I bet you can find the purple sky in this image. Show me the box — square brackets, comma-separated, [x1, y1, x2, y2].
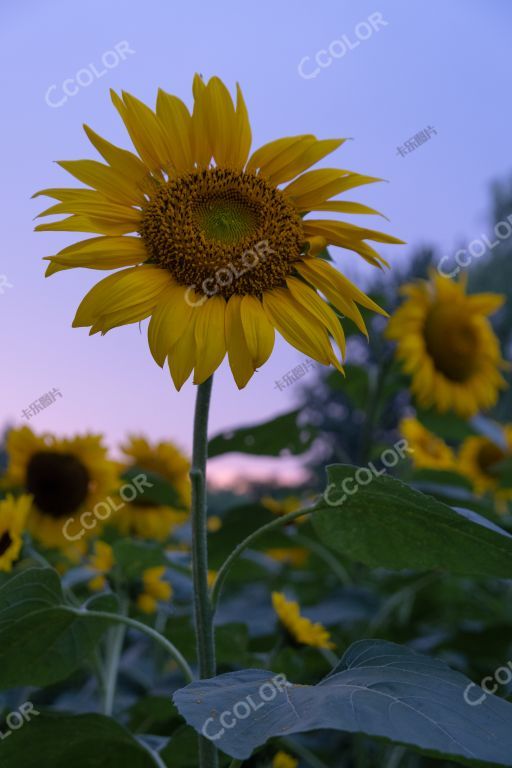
[1, 0, 510, 485]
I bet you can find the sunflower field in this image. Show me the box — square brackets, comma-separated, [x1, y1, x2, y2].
[3, 2, 512, 767]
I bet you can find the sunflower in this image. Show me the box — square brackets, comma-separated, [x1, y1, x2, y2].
[399, 417, 456, 471]
[458, 427, 512, 504]
[88, 540, 115, 591]
[35, 75, 402, 389]
[0, 494, 31, 572]
[272, 591, 334, 650]
[113, 435, 190, 541]
[137, 566, 172, 614]
[4, 427, 119, 549]
[273, 752, 298, 768]
[387, 272, 507, 417]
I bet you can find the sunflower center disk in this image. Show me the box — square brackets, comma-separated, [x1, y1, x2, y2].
[26, 451, 91, 518]
[477, 442, 506, 478]
[139, 168, 304, 298]
[424, 303, 478, 382]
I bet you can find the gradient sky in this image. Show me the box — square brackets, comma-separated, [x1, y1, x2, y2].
[1, 0, 510, 485]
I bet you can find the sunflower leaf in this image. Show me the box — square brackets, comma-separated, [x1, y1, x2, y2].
[208, 408, 317, 457]
[0, 567, 112, 688]
[0, 712, 156, 767]
[173, 639, 512, 764]
[313, 464, 512, 578]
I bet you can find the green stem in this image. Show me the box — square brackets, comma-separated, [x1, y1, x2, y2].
[210, 506, 315, 612]
[66, 607, 193, 682]
[190, 377, 218, 768]
[103, 599, 128, 716]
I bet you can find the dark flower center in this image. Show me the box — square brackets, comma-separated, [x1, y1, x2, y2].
[0, 530, 13, 556]
[424, 303, 478, 382]
[139, 168, 304, 298]
[26, 451, 91, 518]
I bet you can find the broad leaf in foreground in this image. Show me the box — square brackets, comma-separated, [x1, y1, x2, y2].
[0, 712, 156, 768]
[174, 640, 512, 764]
[313, 465, 512, 578]
[0, 568, 113, 688]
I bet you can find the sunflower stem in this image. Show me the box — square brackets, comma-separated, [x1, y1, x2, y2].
[102, 598, 128, 716]
[190, 376, 218, 768]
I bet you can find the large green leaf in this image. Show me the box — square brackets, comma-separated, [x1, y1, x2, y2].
[0, 712, 156, 767]
[208, 409, 316, 457]
[313, 465, 512, 578]
[0, 568, 113, 688]
[174, 639, 512, 764]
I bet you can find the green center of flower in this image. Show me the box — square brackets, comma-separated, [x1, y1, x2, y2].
[0, 530, 13, 556]
[139, 168, 304, 298]
[26, 451, 91, 518]
[192, 196, 260, 245]
[424, 303, 478, 382]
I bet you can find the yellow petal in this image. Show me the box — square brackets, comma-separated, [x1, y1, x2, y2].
[234, 83, 252, 169]
[267, 138, 345, 186]
[246, 135, 314, 176]
[73, 266, 170, 327]
[83, 124, 150, 189]
[225, 295, 254, 388]
[110, 90, 167, 174]
[35, 215, 114, 234]
[191, 74, 211, 168]
[205, 77, 237, 167]
[168, 313, 197, 390]
[286, 277, 345, 360]
[310, 200, 388, 218]
[284, 170, 383, 210]
[194, 296, 227, 383]
[156, 89, 194, 172]
[240, 295, 275, 368]
[90, 300, 155, 334]
[45, 236, 146, 270]
[57, 159, 144, 206]
[148, 283, 196, 366]
[262, 288, 337, 367]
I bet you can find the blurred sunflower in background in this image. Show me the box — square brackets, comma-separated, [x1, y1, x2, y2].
[0, 494, 31, 572]
[137, 566, 172, 614]
[400, 417, 456, 471]
[387, 272, 508, 417]
[458, 427, 512, 507]
[35, 75, 402, 389]
[4, 427, 119, 550]
[113, 436, 190, 541]
[272, 591, 334, 650]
